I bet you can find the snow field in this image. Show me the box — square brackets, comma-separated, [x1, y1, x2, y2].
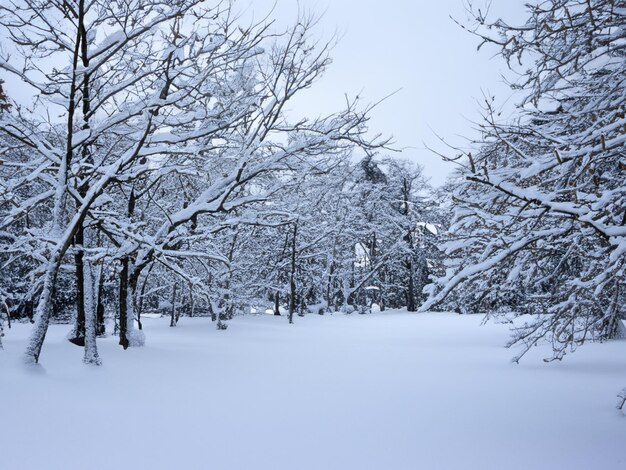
[1, 311, 625, 470]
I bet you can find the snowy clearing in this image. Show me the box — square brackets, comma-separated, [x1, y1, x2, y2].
[1, 312, 626, 470]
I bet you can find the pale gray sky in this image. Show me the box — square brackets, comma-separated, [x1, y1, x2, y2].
[1, 0, 528, 186]
[249, 0, 527, 185]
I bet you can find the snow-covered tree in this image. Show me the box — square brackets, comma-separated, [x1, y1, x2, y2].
[0, 77, 11, 350]
[423, 0, 626, 361]
[380, 158, 444, 311]
[0, 1, 385, 363]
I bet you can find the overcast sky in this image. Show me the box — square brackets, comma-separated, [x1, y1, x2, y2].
[248, 0, 527, 185]
[1, 0, 528, 186]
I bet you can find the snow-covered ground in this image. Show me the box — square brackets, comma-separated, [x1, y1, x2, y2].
[1, 311, 625, 470]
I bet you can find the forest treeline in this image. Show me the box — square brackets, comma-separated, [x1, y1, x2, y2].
[0, 1, 446, 363]
[1, 0, 625, 365]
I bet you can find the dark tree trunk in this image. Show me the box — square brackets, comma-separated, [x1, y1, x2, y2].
[170, 283, 178, 327]
[175, 283, 183, 324]
[406, 261, 417, 312]
[298, 293, 306, 317]
[189, 282, 194, 318]
[209, 300, 216, 322]
[135, 264, 152, 330]
[95, 264, 106, 336]
[119, 187, 139, 345]
[325, 259, 335, 312]
[347, 289, 356, 306]
[129, 267, 141, 331]
[379, 267, 386, 312]
[69, 1, 94, 348]
[288, 222, 298, 324]
[69, 224, 86, 346]
[274, 291, 281, 316]
[24, 299, 33, 322]
[118, 257, 130, 349]
[401, 178, 418, 312]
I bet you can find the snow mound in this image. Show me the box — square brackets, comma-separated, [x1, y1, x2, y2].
[127, 328, 146, 347]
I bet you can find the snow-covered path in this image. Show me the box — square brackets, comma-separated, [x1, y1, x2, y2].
[1, 312, 625, 470]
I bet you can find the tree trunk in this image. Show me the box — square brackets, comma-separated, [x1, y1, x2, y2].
[82, 259, 101, 365]
[298, 293, 306, 317]
[123, 262, 143, 347]
[274, 291, 281, 316]
[406, 260, 416, 312]
[176, 283, 183, 324]
[135, 264, 153, 330]
[0, 304, 5, 350]
[118, 257, 130, 349]
[379, 267, 386, 312]
[189, 282, 195, 318]
[402, 179, 417, 312]
[24, 300, 33, 322]
[69, 224, 86, 346]
[95, 263, 106, 336]
[170, 283, 178, 327]
[0, 300, 7, 350]
[24, 0, 85, 364]
[70, 1, 93, 348]
[325, 259, 335, 313]
[24, 258, 60, 363]
[288, 222, 298, 324]
[118, 188, 143, 346]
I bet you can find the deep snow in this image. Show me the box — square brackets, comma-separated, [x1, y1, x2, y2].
[1, 311, 625, 470]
